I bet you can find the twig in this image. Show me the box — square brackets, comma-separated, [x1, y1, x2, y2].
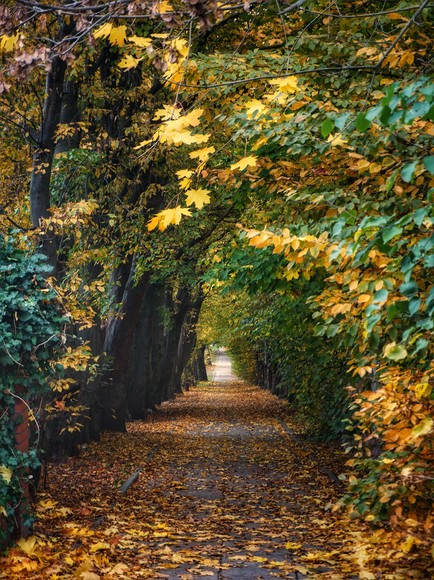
[279, 0, 309, 16]
[119, 444, 160, 494]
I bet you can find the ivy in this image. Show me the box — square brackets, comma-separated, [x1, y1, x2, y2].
[0, 236, 65, 542]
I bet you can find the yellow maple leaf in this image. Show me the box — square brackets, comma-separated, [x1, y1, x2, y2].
[245, 99, 268, 119]
[285, 541, 303, 550]
[166, 206, 192, 227]
[109, 25, 127, 46]
[153, 105, 181, 122]
[185, 188, 211, 209]
[155, 1, 173, 13]
[147, 215, 161, 231]
[230, 156, 258, 171]
[189, 146, 215, 162]
[177, 108, 204, 128]
[165, 130, 209, 146]
[172, 38, 189, 58]
[176, 169, 194, 179]
[0, 465, 12, 484]
[93, 23, 112, 40]
[0, 34, 19, 52]
[17, 536, 38, 555]
[118, 55, 141, 69]
[327, 133, 348, 147]
[38, 498, 57, 510]
[89, 541, 110, 553]
[57, 506, 73, 516]
[128, 35, 152, 48]
[155, 109, 208, 146]
[268, 76, 299, 93]
[148, 207, 192, 231]
[176, 169, 194, 190]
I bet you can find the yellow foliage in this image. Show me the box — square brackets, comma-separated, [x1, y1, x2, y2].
[128, 35, 152, 48]
[244, 99, 269, 119]
[0, 34, 19, 52]
[185, 188, 211, 209]
[139, 108, 209, 148]
[17, 536, 38, 556]
[268, 76, 299, 93]
[230, 156, 257, 171]
[327, 133, 348, 147]
[189, 146, 215, 162]
[154, 1, 173, 14]
[147, 206, 192, 231]
[0, 465, 13, 485]
[93, 23, 112, 39]
[118, 55, 142, 69]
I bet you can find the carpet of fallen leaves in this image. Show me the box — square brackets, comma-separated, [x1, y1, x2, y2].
[1, 380, 432, 579]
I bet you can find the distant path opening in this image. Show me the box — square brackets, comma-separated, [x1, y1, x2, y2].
[209, 348, 238, 383]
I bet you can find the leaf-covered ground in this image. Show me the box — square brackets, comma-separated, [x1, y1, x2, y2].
[1, 360, 432, 578]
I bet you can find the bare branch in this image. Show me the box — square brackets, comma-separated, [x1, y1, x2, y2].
[279, 0, 309, 16]
[302, 4, 434, 19]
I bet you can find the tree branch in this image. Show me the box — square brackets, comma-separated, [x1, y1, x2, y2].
[279, 0, 309, 16]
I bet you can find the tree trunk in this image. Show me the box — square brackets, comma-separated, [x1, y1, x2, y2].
[194, 344, 208, 382]
[127, 283, 166, 419]
[55, 81, 80, 154]
[158, 286, 192, 400]
[29, 56, 67, 268]
[160, 287, 205, 397]
[99, 256, 150, 431]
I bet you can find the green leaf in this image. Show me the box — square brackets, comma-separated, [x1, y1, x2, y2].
[383, 342, 408, 361]
[400, 280, 418, 298]
[413, 208, 427, 227]
[401, 161, 418, 183]
[414, 338, 428, 354]
[373, 289, 388, 303]
[355, 112, 370, 132]
[423, 155, 434, 174]
[382, 226, 402, 244]
[321, 118, 334, 139]
[408, 297, 421, 316]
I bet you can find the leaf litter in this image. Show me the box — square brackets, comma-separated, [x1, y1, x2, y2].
[1, 382, 432, 579]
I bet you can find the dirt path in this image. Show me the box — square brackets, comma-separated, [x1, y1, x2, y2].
[1, 361, 428, 578]
[208, 349, 238, 383]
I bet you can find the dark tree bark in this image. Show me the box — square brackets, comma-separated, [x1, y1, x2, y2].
[29, 55, 67, 267]
[54, 81, 80, 154]
[194, 344, 208, 382]
[99, 256, 150, 431]
[157, 286, 192, 401]
[127, 282, 167, 418]
[159, 287, 205, 398]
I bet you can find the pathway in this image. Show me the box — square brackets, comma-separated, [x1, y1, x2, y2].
[2, 355, 415, 579]
[208, 348, 238, 383]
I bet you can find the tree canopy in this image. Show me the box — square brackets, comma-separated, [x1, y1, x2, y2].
[0, 0, 432, 556]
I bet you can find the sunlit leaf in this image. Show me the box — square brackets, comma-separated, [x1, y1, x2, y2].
[230, 156, 257, 171]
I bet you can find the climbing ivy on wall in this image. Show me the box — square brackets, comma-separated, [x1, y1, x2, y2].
[0, 236, 65, 542]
